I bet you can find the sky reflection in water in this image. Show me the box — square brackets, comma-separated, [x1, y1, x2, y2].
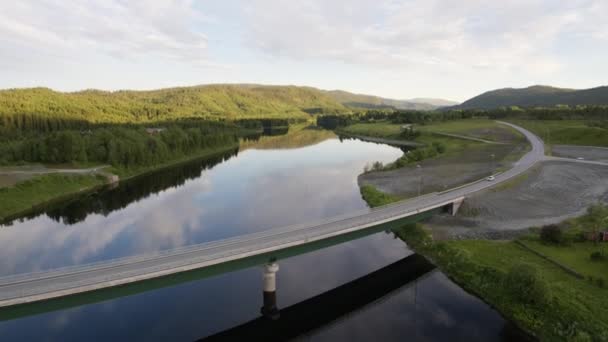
[0, 132, 516, 341]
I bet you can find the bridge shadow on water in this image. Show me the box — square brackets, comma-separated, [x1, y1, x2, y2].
[199, 253, 435, 341]
[198, 253, 532, 342]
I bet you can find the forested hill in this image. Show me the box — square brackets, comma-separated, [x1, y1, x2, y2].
[451, 85, 608, 110]
[324, 90, 445, 110]
[0, 85, 347, 125]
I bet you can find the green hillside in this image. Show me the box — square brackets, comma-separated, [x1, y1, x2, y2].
[452, 85, 608, 110]
[325, 90, 439, 110]
[0, 85, 348, 124]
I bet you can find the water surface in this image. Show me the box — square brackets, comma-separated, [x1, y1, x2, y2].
[0, 129, 521, 341]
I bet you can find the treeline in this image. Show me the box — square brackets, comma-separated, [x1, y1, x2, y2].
[483, 105, 608, 120]
[317, 106, 608, 130]
[234, 118, 304, 130]
[0, 121, 238, 169]
[316, 110, 477, 129]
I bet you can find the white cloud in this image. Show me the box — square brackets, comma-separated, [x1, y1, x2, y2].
[0, 0, 209, 63]
[243, 0, 607, 75]
[0, 0, 607, 98]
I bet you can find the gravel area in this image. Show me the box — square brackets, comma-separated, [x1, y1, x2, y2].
[552, 144, 608, 163]
[359, 143, 526, 198]
[424, 161, 608, 239]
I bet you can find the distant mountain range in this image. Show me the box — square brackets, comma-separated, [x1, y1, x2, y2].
[324, 90, 457, 110]
[450, 85, 608, 110]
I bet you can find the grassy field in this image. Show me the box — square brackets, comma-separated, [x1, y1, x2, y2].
[342, 120, 526, 175]
[416, 119, 525, 142]
[340, 119, 524, 151]
[507, 119, 608, 147]
[396, 224, 608, 341]
[522, 240, 607, 280]
[341, 121, 485, 153]
[339, 122, 403, 139]
[0, 174, 105, 221]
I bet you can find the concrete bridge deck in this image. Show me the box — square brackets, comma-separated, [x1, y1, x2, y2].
[0, 121, 544, 309]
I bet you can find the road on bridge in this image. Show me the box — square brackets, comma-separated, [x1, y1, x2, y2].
[0, 121, 545, 309]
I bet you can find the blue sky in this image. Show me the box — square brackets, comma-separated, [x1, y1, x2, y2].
[1, 0, 607, 102]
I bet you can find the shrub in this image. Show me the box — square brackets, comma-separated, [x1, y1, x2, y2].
[590, 251, 604, 261]
[395, 158, 408, 168]
[372, 161, 383, 171]
[540, 224, 563, 244]
[432, 141, 446, 154]
[504, 263, 549, 305]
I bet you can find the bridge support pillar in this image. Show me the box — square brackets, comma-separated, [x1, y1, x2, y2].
[261, 262, 280, 320]
[451, 198, 465, 216]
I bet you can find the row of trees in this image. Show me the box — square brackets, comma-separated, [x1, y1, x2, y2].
[0, 123, 238, 169]
[483, 105, 608, 120]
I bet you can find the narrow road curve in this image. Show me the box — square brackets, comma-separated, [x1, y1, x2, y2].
[0, 165, 110, 175]
[430, 131, 507, 145]
[0, 121, 544, 309]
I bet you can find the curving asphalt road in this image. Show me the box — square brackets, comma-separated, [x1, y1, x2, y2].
[543, 156, 608, 167]
[0, 121, 545, 308]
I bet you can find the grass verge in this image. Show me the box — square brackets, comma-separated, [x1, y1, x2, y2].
[507, 119, 608, 147]
[359, 185, 401, 208]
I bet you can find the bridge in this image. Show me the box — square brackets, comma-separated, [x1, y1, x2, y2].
[0, 121, 544, 311]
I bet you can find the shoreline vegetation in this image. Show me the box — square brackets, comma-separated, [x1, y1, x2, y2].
[393, 213, 608, 341]
[0, 144, 239, 223]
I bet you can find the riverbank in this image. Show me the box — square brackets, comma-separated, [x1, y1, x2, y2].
[0, 144, 239, 223]
[0, 174, 106, 222]
[335, 130, 423, 148]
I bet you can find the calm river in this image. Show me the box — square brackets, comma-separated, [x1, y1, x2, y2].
[0, 128, 523, 341]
